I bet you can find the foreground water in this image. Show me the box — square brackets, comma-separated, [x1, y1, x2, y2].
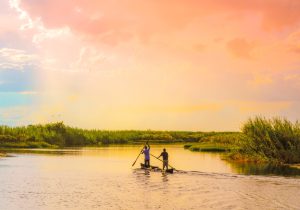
[0, 145, 300, 210]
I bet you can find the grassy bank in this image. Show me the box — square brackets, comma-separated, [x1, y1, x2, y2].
[184, 117, 300, 164]
[0, 122, 234, 148]
[184, 143, 232, 152]
[2, 117, 299, 164]
[184, 132, 243, 152]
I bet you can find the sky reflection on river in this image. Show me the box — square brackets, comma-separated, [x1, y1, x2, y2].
[0, 145, 300, 209]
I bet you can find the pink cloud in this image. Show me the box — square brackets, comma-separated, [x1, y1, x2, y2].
[19, 0, 300, 45]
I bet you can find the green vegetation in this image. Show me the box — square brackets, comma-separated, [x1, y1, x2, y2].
[0, 122, 215, 148]
[229, 117, 300, 164]
[184, 117, 300, 164]
[1, 117, 299, 164]
[184, 133, 243, 152]
[188, 143, 231, 152]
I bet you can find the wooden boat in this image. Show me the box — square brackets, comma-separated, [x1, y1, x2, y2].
[140, 163, 174, 174]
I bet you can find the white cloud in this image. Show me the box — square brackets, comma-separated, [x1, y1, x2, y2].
[32, 26, 70, 44]
[9, 0, 70, 45]
[9, 0, 34, 29]
[0, 48, 37, 70]
[8, 0, 116, 73]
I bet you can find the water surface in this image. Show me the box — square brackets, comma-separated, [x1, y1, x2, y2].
[0, 145, 299, 209]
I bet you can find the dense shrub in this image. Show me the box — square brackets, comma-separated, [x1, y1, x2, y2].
[240, 117, 300, 163]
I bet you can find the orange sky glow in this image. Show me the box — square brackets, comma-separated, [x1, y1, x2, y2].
[0, 0, 300, 130]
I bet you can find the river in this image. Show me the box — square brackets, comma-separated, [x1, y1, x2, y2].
[0, 145, 300, 209]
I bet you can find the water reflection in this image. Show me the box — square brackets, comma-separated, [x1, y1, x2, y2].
[230, 162, 300, 177]
[2, 146, 300, 177]
[1, 146, 300, 210]
[161, 173, 169, 182]
[0, 148, 81, 156]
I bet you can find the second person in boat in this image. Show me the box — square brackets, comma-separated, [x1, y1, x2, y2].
[158, 148, 168, 170]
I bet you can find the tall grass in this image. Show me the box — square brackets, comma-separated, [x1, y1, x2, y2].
[239, 117, 300, 163]
[0, 122, 221, 148]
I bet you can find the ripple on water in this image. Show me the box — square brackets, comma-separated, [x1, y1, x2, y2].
[1, 148, 300, 210]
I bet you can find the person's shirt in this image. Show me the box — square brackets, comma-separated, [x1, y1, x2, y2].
[143, 148, 150, 160]
[160, 151, 168, 160]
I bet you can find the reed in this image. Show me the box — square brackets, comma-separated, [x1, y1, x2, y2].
[237, 117, 300, 163]
[0, 122, 237, 148]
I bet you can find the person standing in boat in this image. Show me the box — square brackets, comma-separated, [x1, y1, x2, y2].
[141, 143, 150, 168]
[158, 148, 168, 170]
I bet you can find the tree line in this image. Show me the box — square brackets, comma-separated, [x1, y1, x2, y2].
[0, 122, 235, 148]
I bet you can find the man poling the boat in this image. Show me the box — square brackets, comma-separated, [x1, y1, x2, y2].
[132, 143, 175, 174]
[158, 148, 169, 170]
[141, 142, 150, 168]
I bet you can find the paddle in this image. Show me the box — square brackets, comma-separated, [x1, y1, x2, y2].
[150, 154, 176, 170]
[131, 141, 148, 167]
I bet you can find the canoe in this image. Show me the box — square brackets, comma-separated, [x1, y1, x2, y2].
[140, 163, 174, 174]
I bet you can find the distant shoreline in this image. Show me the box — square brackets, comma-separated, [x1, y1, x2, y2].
[1, 117, 300, 165]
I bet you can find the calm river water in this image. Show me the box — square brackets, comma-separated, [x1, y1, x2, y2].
[0, 145, 300, 210]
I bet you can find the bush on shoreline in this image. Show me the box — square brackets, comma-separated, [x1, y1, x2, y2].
[236, 117, 300, 164]
[184, 117, 300, 164]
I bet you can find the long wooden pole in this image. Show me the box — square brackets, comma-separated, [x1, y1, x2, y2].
[150, 154, 176, 170]
[131, 141, 148, 167]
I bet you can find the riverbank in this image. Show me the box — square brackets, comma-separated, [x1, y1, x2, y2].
[0, 141, 189, 150]
[183, 132, 243, 158]
[184, 117, 300, 165]
[0, 122, 239, 148]
[1, 117, 299, 164]
[184, 143, 233, 152]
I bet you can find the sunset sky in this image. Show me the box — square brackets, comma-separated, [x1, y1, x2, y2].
[0, 0, 300, 131]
